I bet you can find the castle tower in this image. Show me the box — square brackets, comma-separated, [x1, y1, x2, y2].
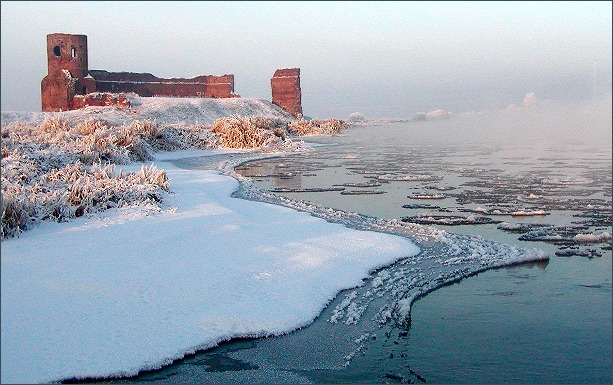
[46, 33, 88, 78]
[271, 68, 302, 118]
[42, 33, 93, 111]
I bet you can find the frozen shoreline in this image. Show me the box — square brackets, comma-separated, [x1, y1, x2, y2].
[1, 145, 551, 384]
[0, 149, 421, 384]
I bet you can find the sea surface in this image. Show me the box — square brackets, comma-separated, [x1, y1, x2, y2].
[106, 116, 611, 384]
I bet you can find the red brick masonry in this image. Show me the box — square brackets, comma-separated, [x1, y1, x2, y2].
[89, 71, 237, 99]
[271, 68, 302, 118]
[41, 33, 302, 116]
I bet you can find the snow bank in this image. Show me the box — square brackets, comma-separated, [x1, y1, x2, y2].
[134, 97, 296, 125]
[1, 96, 297, 127]
[0, 152, 419, 384]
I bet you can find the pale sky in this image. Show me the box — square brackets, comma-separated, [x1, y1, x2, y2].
[1, 1, 611, 118]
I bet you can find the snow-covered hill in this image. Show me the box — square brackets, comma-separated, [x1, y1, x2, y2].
[1, 95, 297, 126]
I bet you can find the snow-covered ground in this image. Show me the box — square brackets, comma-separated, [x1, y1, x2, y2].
[1, 98, 551, 383]
[1, 96, 296, 126]
[0, 149, 420, 384]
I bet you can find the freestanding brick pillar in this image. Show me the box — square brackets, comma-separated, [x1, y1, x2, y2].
[271, 68, 302, 117]
[41, 33, 94, 111]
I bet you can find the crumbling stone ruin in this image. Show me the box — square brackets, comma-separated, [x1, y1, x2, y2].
[41, 33, 303, 117]
[271, 68, 302, 118]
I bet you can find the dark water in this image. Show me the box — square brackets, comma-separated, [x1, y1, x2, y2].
[103, 118, 611, 384]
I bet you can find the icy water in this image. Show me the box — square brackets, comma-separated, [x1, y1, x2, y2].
[102, 118, 611, 384]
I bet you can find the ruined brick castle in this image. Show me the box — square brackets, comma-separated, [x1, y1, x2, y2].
[41, 33, 302, 117]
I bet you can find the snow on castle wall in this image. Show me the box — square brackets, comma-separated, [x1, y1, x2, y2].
[72, 92, 130, 109]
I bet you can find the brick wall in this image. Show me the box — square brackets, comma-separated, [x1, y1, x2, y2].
[89, 71, 236, 98]
[271, 68, 302, 117]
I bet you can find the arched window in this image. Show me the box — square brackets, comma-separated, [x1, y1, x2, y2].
[53, 46, 61, 56]
[71, 47, 76, 57]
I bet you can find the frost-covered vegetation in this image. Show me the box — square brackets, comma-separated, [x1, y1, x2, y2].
[212, 116, 286, 149]
[1, 113, 349, 238]
[287, 118, 349, 136]
[1, 117, 171, 238]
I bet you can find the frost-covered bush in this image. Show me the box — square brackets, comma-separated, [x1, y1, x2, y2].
[1, 117, 169, 239]
[248, 116, 287, 139]
[1, 159, 169, 239]
[212, 116, 287, 149]
[249, 116, 287, 129]
[1, 116, 159, 165]
[287, 118, 349, 136]
[148, 123, 219, 151]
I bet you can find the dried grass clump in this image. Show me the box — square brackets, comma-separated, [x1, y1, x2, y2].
[126, 119, 159, 138]
[249, 116, 287, 131]
[0, 117, 172, 239]
[248, 116, 287, 140]
[1, 116, 159, 165]
[212, 116, 284, 149]
[287, 118, 349, 136]
[286, 120, 313, 136]
[313, 119, 349, 134]
[149, 123, 219, 151]
[39, 114, 69, 133]
[72, 118, 107, 135]
[1, 160, 169, 239]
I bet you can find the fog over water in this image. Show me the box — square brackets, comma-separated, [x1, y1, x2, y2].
[406, 94, 612, 147]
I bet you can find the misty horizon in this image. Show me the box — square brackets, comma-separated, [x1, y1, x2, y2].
[1, 1, 611, 119]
